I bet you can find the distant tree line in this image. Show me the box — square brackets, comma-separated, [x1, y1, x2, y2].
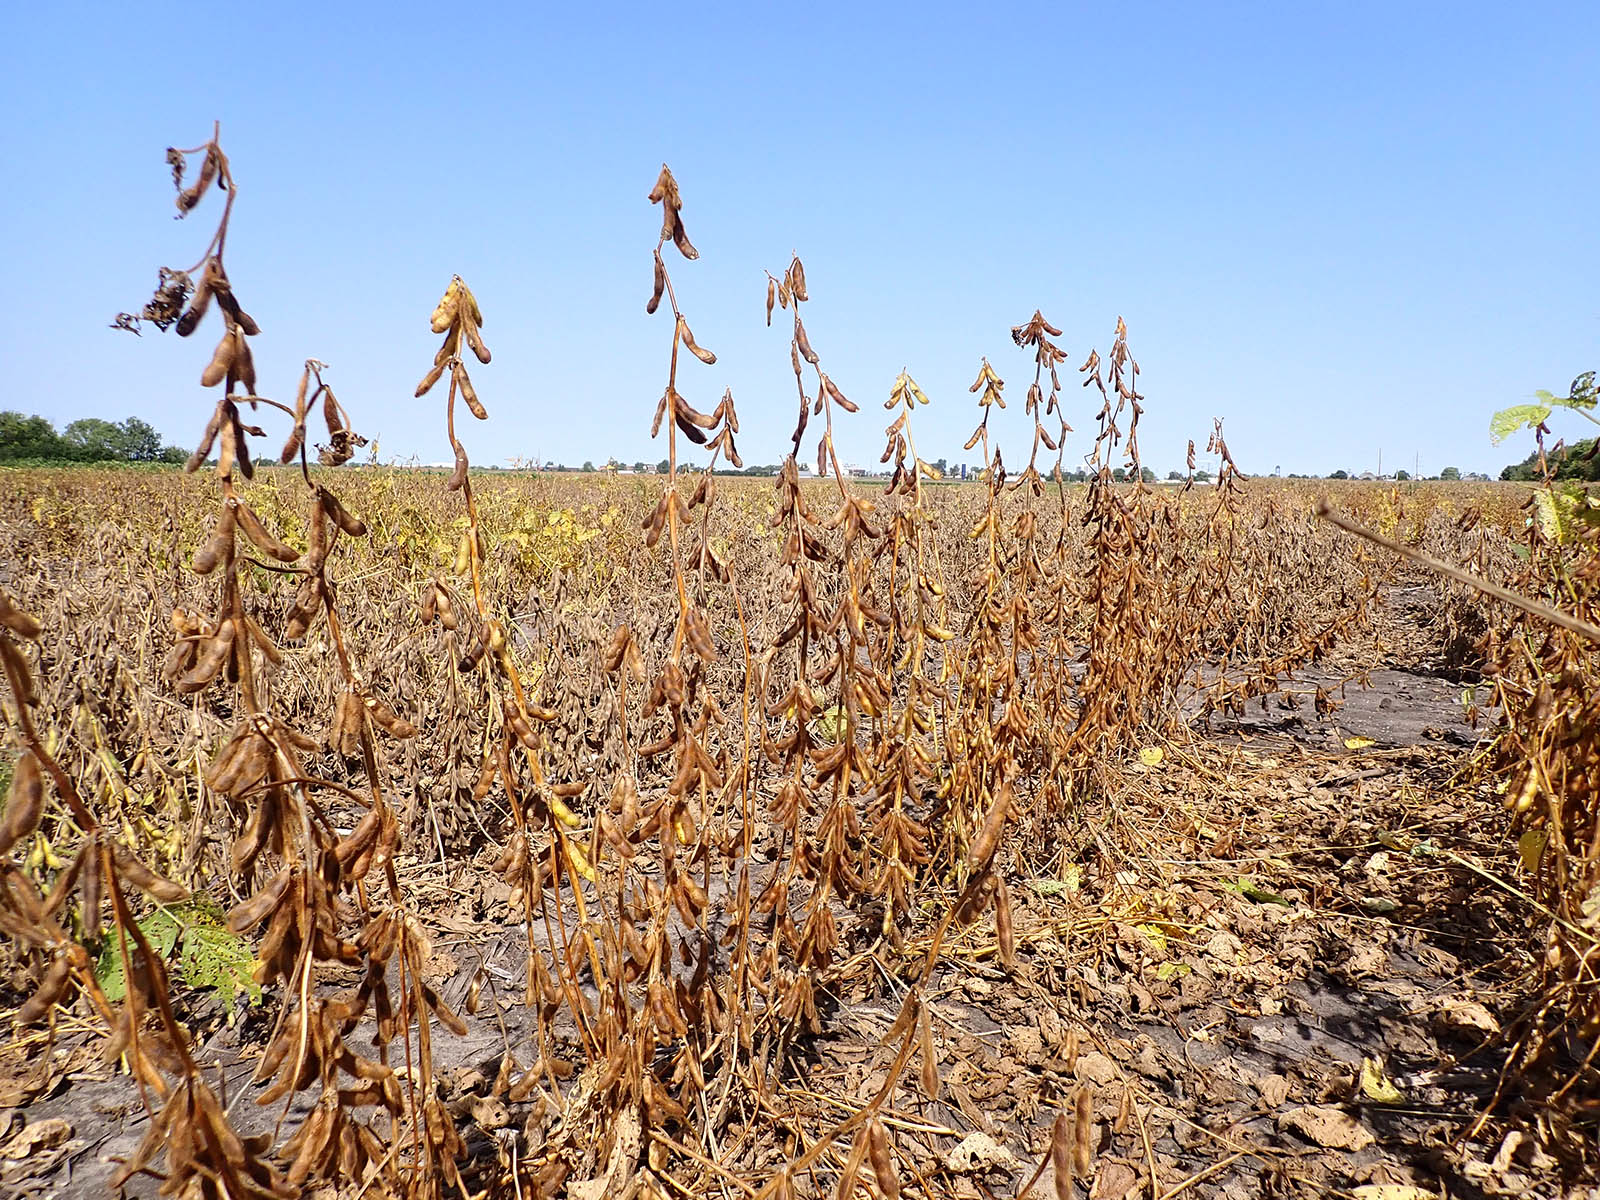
[0, 411, 187, 464]
[1500, 437, 1600, 482]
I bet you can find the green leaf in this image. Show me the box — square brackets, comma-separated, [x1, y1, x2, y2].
[1228, 877, 1294, 906]
[94, 901, 261, 1013]
[811, 704, 846, 744]
[1490, 404, 1551, 445]
[94, 940, 128, 1003]
[1549, 371, 1597, 411]
[1571, 371, 1597, 409]
[175, 905, 261, 1011]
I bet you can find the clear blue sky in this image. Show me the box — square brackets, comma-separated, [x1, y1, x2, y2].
[3, 2, 1596, 478]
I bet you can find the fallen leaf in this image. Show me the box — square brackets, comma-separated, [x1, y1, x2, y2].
[1091, 1160, 1141, 1199]
[1076, 1051, 1117, 1085]
[568, 1104, 641, 1200]
[1490, 1129, 1523, 1174]
[1435, 999, 1500, 1038]
[1344, 735, 1376, 750]
[1026, 877, 1074, 897]
[1344, 940, 1388, 977]
[1, 1118, 72, 1159]
[469, 1095, 509, 1129]
[944, 1131, 1017, 1174]
[1138, 746, 1164, 767]
[1351, 1188, 1436, 1200]
[1135, 923, 1169, 953]
[1203, 931, 1242, 962]
[1254, 1073, 1291, 1107]
[1517, 830, 1546, 872]
[1278, 1105, 1375, 1151]
[1360, 1058, 1403, 1104]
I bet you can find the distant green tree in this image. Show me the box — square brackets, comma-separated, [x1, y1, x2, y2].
[582, 460, 595, 472]
[63, 418, 128, 460]
[1501, 438, 1600, 482]
[1394, 469, 1410, 480]
[1440, 466, 1461, 481]
[1140, 467, 1156, 483]
[118, 418, 166, 461]
[21, 419, 181, 464]
[1194, 469, 1213, 482]
[1111, 467, 1127, 482]
[1166, 470, 1183, 480]
[656, 459, 669, 474]
[1330, 469, 1350, 480]
[0, 412, 66, 460]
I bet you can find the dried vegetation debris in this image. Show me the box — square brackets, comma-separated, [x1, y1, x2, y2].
[0, 129, 1595, 1199]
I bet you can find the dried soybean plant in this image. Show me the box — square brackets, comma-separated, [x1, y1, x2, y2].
[762, 252, 896, 1031]
[1004, 312, 1076, 816]
[413, 275, 607, 1183]
[1010, 311, 1072, 495]
[1062, 321, 1275, 781]
[926, 339, 1042, 963]
[109, 125, 463, 1197]
[1201, 421, 1381, 724]
[583, 160, 763, 1187]
[1484, 547, 1600, 1116]
[1067, 316, 1164, 773]
[0, 593, 279, 1200]
[591, 160, 750, 1166]
[427, 163, 760, 1199]
[863, 372, 952, 942]
[1378, 376, 1600, 1117]
[735, 266, 998, 1200]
